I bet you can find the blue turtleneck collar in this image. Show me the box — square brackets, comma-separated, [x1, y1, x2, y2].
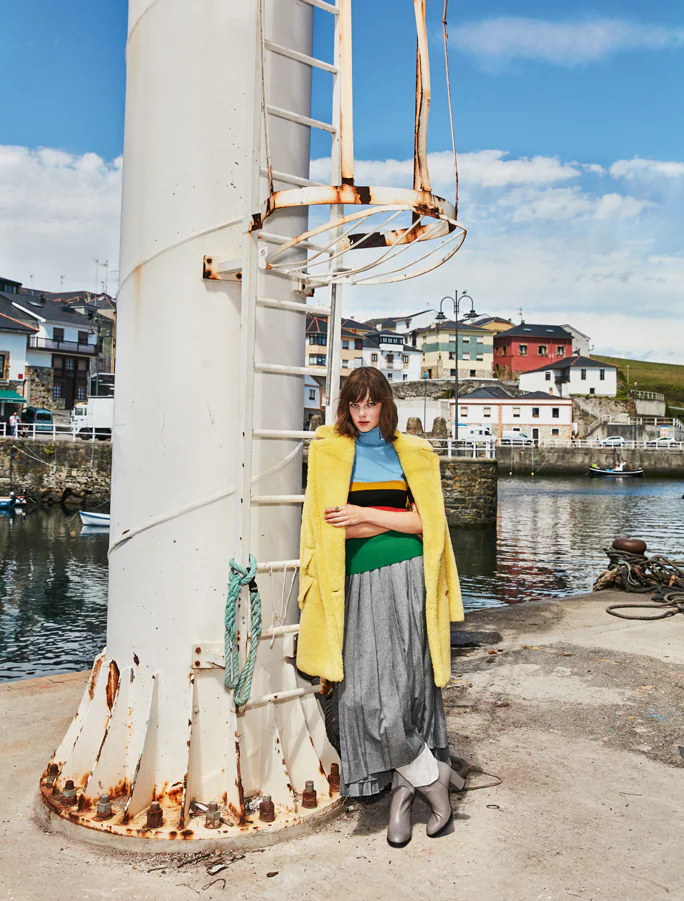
[355, 425, 386, 447]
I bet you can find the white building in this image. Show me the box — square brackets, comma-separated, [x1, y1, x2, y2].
[303, 374, 322, 428]
[561, 324, 591, 357]
[362, 330, 422, 383]
[519, 355, 617, 398]
[450, 387, 574, 442]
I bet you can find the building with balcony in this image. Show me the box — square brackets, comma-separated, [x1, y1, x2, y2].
[361, 330, 422, 382]
[493, 323, 574, 379]
[518, 356, 617, 398]
[306, 314, 374, 375]
[11, 297, 97, 410]
[410, 320, 494, 379]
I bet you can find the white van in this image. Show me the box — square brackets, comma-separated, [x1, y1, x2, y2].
[500, 429, 534, 446]
[461, 425, 493, 445]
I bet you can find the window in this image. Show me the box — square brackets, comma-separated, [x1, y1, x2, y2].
[53, 384, 63, 399]
[65, 358, 75, 372]
[308, 354, 326, 366]
[342, 340, 349, 349]
[77, 386, 87, 401]
[461, 407, 468, 418]
[387, 373, 393, 380]
[600, 369, 605, 381]
[448, 352, 455, 360]
[450, 369, 456, 376]
[309, 334, 327, 346]
[78, 331, 89, 345]
[552, 408, 559, 418]
[386, 354, 394, 366]
[539, 345, 548, 356]
[476, 353, 484, 361]
[342, 360, 349, 369]
[355, 339, 363, 350]
[469, 370, 476, 377]
[53, 327, 64, 342]
[403, 355, 409, 364]
[581, 369, 587, 380]
[532, 407, 540, 418]
[513, 407, 521, 418]
[476, 336, 484, 344]
[551, 428, 560, 436]
[371, 353, 378, 362]
[519, 344, 527, 356]
[557, 346, 565, 356]
[308, 389, 316, 400]
[501, 346, 507, 355]
[0, 354, 5, 379]
[462, 336, 470, 343]
[403, 374, 408, 381]
[462, 352, 470, 360]
[589, 387, 595, 395]
[545, 372, 551, 381]
[483, 407, 491, 418]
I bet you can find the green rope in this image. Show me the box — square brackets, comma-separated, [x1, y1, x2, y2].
[224, 555, 262, 707]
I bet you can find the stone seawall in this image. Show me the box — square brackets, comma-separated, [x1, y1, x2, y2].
[0, 438, 112, 505]
[498, 445, 684, 477]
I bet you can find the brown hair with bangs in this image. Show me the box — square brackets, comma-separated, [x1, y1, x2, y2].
[335, 367, 398, 442]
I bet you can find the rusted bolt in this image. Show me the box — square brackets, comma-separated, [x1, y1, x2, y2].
[259, 795, 275, 823]
[328, 762, 340, 793]
[302, 781, 317, 809]
[205, 801, 221, 829]
[147, 801, 163, 829]
[96, 794, 113, 820]
[61, 779, 77, 806]
[46, 763, 59, 788]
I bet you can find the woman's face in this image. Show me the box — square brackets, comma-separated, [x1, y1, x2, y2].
[349, 392, 381, 433]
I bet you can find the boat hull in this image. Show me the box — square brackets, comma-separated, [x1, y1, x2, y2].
[79, 511, 111, 527]
[587, 468, 644, 478]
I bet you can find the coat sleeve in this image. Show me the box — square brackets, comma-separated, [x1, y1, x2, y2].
[431, 449, 464, 623]
[298, 446, 317, 610]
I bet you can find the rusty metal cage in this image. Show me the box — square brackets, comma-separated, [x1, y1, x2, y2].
[257, 0, 466, 287]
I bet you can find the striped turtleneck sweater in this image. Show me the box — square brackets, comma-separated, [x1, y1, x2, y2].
[345, 426, 423, 576]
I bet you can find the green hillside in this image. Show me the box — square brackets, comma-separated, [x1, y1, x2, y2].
[594, 355, 684, 412]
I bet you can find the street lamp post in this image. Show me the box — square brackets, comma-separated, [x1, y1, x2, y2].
[435, 290, 477, 442]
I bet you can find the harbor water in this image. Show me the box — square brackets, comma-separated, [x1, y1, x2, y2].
[1, 476, 683, 682]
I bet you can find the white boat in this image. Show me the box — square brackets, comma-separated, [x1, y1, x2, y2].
[79, 511, 111, 528]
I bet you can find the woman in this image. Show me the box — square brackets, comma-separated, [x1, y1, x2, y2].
[297, 368, 465, 847]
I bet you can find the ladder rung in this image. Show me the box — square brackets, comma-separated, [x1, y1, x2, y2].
[298, 0, 339, 13]
[267, 105, 336, 134]
[259, 624, 300, 639]
[259, 231, 331, 253]
[256, 559, 301, 572]
[256, 296, 331, 316]
[264, 40, 338, 74]
[242, 684, 322, 711]
[255, 362, 326, 377]
[260, 167, 325, 188]
[252, 495, 305, 504]
[253, 429, 316, 440]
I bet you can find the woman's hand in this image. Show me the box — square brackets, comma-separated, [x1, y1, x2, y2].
[324, 504, 367, 528]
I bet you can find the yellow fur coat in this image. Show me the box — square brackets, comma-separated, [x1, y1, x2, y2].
[296, 424, 464, 687]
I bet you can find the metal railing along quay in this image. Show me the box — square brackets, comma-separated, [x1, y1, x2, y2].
[0, 423, 111, 442]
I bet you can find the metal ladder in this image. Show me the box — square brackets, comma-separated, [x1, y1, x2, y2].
[232, 0, 349, 654]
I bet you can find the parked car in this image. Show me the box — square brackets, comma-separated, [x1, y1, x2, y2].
[19, 407, 53, 434]
[600, 436, 626, 447]
[645, 436, 679, 448]
[461, 426, 494, 445]
[500, 430, 534, 446]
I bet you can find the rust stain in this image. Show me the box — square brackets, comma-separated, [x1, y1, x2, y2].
[105, 661, 120, 710]
[88, 656, 104, 700]
[168, 830, 177, 839]
[133, 653, 140, 666]
[181, 829, 194, 839]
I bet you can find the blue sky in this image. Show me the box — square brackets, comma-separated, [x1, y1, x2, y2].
[1, 1, 683, 360]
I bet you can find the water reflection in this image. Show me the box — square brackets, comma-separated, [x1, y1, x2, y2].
[452, 477, 684, 610]
[0, 509, 108, 682]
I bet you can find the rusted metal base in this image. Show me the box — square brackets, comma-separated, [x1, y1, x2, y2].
[38, 790, 346, 853]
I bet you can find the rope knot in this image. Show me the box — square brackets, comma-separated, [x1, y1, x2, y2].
[224, 555, 262, 707]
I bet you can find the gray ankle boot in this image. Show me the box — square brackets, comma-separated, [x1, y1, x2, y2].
[416, 760, 463, 837]
[387, 773, 415, 847]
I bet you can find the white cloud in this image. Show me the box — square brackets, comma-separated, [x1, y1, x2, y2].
[609, 157, 684, 180]
[0, 146, 122, 292]
[452, 17, 684, 67]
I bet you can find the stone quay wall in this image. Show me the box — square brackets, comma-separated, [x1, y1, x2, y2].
[0, 438, 112, 505]
[498, 445, 684, 477]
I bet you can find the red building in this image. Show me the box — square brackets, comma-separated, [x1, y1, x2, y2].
[493, 323, 573, 379]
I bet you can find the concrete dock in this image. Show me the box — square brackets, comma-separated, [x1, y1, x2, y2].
[2, 588, 683, 901]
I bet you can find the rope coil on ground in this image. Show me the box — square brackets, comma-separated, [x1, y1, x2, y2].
[594, 546, 684, 620]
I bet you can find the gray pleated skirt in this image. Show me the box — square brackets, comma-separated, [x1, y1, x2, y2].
[337, 554, 449, 797]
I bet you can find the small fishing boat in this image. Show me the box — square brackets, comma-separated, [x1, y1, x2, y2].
[79, 511, 111, 528]
[0, 493, 27, 510]
[588, 463, 644, 478]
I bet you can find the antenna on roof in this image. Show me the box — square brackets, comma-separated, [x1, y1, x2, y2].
[518, 306, 524, 324]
